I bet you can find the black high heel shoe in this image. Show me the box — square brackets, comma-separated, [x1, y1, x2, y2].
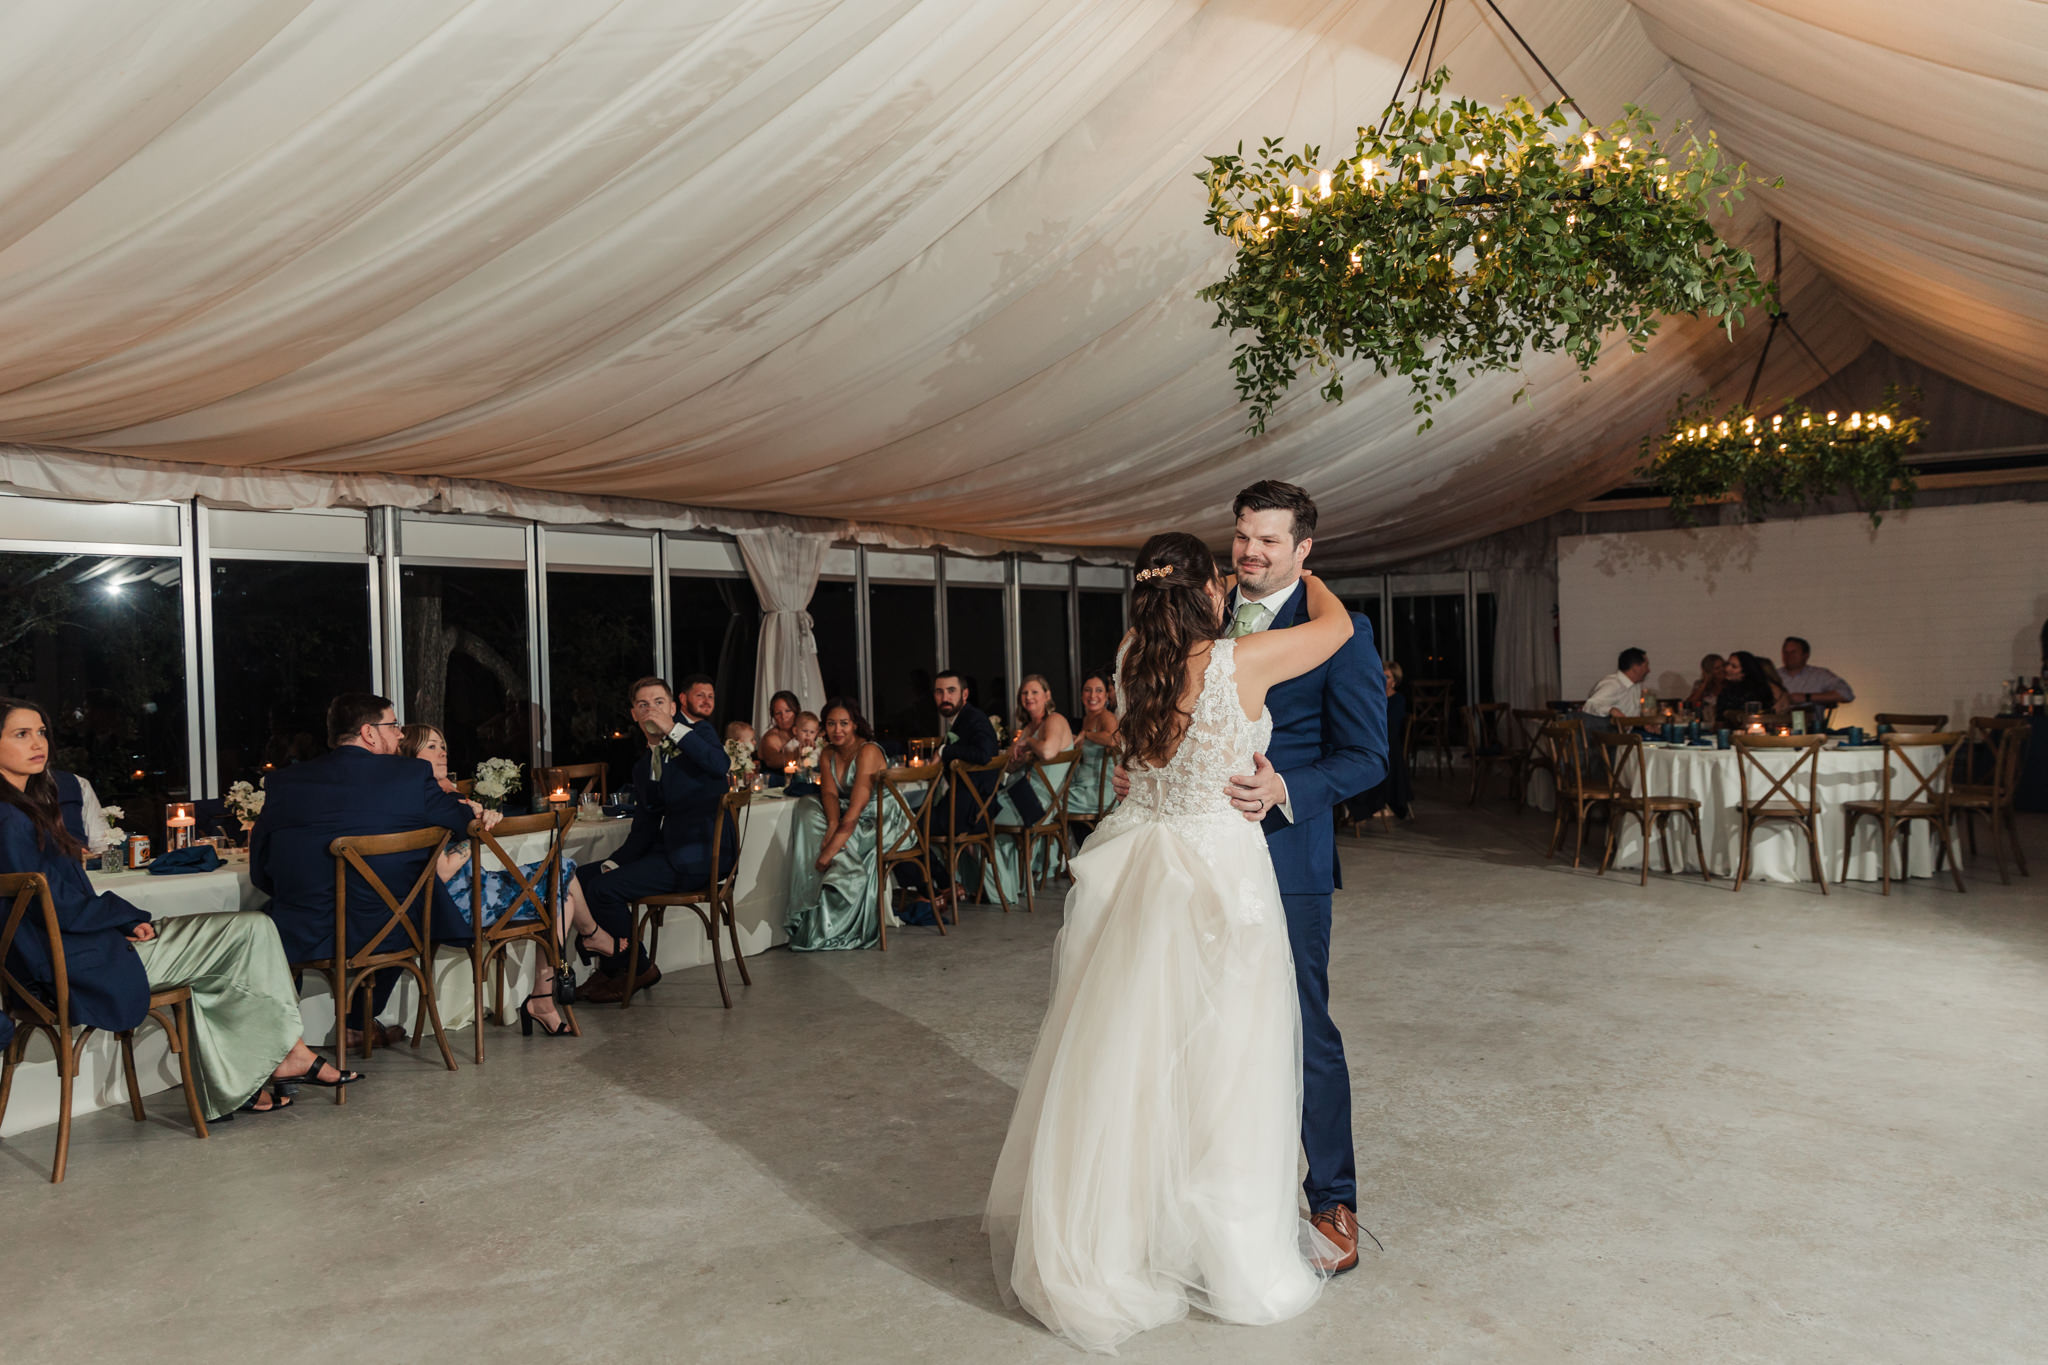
[518, 991, 573, 1038]
[575, 929, 619, 967]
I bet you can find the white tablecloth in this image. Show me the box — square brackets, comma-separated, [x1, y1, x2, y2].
[4, 803, 800, 1138]
[1539, 743, 1943, 883]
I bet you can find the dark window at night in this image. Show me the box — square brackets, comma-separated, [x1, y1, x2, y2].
[548, 569, 654, 789]
[670, 575, 759, 733]
[400, 565, 531, 775]
[213, 560, 370, 786]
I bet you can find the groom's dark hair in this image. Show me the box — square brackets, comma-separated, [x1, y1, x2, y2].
[1232, 480, 1317, 544]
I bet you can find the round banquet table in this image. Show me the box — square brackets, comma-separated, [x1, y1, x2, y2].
[1603, 742, 1943, 883]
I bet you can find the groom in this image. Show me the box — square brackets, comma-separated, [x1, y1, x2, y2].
[1133, 480, 1388, 1270]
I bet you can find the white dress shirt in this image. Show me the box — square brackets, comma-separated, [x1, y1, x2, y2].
[1584, 669, 1646, 719]
[1231, 577, 1304, 822]
[1779, 664, 1854, 703]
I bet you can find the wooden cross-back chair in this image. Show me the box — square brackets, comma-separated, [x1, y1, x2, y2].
[876, 763, 943, 947]
[1407, 681, 1454, 778]
[1952, 718, 2031, 885]
[536, 762, 607, 805]
[298, 827, 458, 1100]
[1841, 732, 1966, 894]
[994, 749, 1081, 913]
[0, 873, 209, 1182]
[1614, 715, 1665, 732]
[1509, 708, 1556, 814]
[452, 778, 476, 797]
[1058, 743, 1119, 859]
[622, 790, 753, 1008]
[938, 756, 1012, 912]
[1731, 734, 1828, 893]
[1539, 719, 1610, 869]
[1462, 703, 1518, 806]
[463, 809, 576, 1061]
[1591, 731, 1713, 886]
[1874, 713, 1948, 734]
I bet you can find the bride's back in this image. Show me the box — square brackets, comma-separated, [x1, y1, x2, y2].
[1115, 638, 1267, 826]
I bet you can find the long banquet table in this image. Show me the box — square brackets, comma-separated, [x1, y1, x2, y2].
[2, 795, 806, 1139]
[1535, 741, 1943, 883]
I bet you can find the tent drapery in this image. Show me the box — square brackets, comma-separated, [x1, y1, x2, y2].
[0, 2, 2038, 566]
[736, 526, 831, 729]
[1492, 567, 1562, 714]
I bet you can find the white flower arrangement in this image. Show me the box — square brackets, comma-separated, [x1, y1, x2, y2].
[222, 780, 265, 826]
[724, 738, 757, 776]
[474, 757, 523, 804]
[101, 805, 126, 853]
[795, 742, 821, 776]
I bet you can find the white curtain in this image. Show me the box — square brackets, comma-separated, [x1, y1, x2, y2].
[736, 526, 830, 727]
[1493, 568, 1561, 712]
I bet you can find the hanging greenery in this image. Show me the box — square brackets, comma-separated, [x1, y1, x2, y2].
[1640, 384, 1925, 527]
[1197, 68, 1775, 434]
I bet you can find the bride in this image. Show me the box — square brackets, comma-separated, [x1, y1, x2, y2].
[985, 530, 1355, 1352]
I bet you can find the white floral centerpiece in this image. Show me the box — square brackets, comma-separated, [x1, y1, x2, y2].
[101, 805, 127, 867]
[724, 737, 757, 786]
[223, 779, 265, 832]
[473, 757, 523, 811]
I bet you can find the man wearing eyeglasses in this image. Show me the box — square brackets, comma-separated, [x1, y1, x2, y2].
[252, 692, 479, 1045]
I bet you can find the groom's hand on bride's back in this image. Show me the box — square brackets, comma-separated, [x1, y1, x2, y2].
[1111, 763, 1131, 801]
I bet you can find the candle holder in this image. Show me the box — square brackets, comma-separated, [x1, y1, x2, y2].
[165, 802, 197, 851]
[548, 786, 571, 810]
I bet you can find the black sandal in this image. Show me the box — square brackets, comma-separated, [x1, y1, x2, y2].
[274, 1055, 363, 1089]
[575, 929, 619, 965]
[237, 1087, 293, 1115]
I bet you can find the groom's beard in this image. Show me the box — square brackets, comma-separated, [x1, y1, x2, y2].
[1234, 559, 1300, 599]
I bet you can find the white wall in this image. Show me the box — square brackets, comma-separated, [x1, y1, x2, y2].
[1557, 502, 2048, 729]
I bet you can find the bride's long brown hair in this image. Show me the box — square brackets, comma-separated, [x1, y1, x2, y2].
[1118, 532, 1224, 767]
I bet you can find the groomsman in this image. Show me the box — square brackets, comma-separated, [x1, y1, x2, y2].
[899, 668, 1001, 915]
[576, 676, 736, 1004]
[251, 692, 478, 1036]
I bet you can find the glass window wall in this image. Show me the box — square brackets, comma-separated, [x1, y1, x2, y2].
[1076, 591, 1124, 686]
[1019, 588, 1072, 718]
[669, 574, 759, 733]
[400, 564, 532, 775]
[547, 568, 654, 788]
[211, 559, 372, 784]
[0, 551, 189, 822]
[811, 579, 860, 708]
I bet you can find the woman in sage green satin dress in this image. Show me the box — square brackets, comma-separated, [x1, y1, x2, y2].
[785, 700, 905, 951]
[961, 676, 1076, 906]
[1065, 670, 1120, 845]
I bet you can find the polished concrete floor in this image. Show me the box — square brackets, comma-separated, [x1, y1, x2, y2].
[5, 791, 2045, 1364]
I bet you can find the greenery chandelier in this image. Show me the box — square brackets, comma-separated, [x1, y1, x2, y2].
[1197, 0, 1775, 434]
[1640, 224, 1927, 526]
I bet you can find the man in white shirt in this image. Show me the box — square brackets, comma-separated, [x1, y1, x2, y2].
[1778, 636, 1854, 706]
[1584, 648, 1651, 721]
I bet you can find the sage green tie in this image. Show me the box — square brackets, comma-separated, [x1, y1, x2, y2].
[1228, 601, 1265, 638]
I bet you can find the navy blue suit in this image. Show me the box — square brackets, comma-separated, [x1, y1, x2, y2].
[250, 746, 474, 1007]
[0, 804, 151, 1035]
[1244, 585, 1388, 1214]
[897, 703, 1000, 895]
[576, 720, 736, 969]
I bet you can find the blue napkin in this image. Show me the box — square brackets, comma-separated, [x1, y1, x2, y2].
[148, 846, 221, 875]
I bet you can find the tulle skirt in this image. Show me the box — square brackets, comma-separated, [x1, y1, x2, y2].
[984, 810, 1329, 1353]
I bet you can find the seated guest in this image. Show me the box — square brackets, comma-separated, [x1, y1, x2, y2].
[49, 766, 119, 857]
[757, 690, 802, 771]
[724, 719, 756, 750]
[1778, 636, 1854, 707]
[785, 700, 902, 951]
[1349, 661, 1412, 822]
[401, 725, 617, 1036]
[1, 699, 358, 1118]
[967, 677, 1077, 905]
[896, 668, 1000, 917]
[793, 710, 821, 754]
[1717, 650, 1788, 722]
[251, 692, 481, 1047]
[678, 673, 718, 726]
[1583, 648, 1651, 725]
[1066, 670, 1120, 825]
[1683, 654, 1724, 714]
[574, 677, 736, 1004]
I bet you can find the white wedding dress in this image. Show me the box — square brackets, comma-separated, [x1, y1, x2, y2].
[985, 638, 1330, 1353]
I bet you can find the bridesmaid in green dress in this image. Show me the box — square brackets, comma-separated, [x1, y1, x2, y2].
[1066, 670, 1121, 840]
[963, 676, 1076, 905]
[785, 699, 905, 951]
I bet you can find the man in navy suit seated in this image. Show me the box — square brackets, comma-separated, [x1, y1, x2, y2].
[251, 692, 480, 1041]
[893, 667, 1001, 916]
[575, 675, 736, 1004]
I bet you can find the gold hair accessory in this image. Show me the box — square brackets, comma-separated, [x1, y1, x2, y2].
[1135, 564, 1175, 583]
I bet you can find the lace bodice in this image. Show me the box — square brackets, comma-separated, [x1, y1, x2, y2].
[1104, 638, 1271, 837]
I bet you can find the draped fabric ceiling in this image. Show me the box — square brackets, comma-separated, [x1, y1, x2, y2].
[0, 1, 2040, 566]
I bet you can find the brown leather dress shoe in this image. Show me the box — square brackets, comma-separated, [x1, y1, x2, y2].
[580, 972, 626, 1005]
[1309, 1204, 1361, 1274]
